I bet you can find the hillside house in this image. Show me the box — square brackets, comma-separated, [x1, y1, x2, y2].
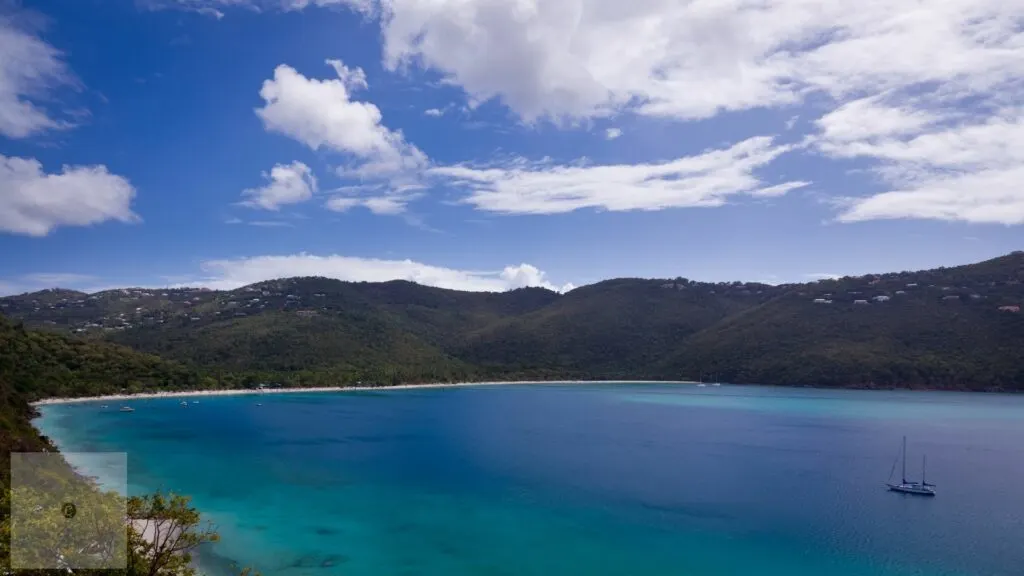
[999, 305, 1020, 313]
[942, 295, 959, 301]
[895, 290, 906, 295]
[853, 299, 869, 305]
[872, 295, 890, 302]
[813, 298, 832, 304]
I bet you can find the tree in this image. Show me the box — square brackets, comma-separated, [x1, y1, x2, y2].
[126, 492, 218, 576]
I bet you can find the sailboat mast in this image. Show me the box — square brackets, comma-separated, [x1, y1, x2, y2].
[923, 455, 927, 484]
[901, 436, 907, 484]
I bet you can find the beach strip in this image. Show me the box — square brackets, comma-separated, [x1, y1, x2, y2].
[31, 380, 691, 406]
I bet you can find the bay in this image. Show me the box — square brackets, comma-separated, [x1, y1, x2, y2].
[35, 383, 1024, 576]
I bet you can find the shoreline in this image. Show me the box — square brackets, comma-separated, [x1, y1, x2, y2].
[30, 380, 693, 406]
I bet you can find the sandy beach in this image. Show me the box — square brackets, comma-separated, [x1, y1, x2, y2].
[31, 380, 690, 406]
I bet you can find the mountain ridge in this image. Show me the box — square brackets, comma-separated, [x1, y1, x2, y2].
[3, 252, 1023, 391]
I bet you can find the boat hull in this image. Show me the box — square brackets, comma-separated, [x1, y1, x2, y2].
[887, 483, 936, 496]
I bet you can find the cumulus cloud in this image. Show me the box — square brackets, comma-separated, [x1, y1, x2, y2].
[178, 253, 573, 292]
[160, 0, 1024, 226]
[255, 60, 425, 172]
[0, 9, 76, 138]
[0, 154, 139, 237]
[804, 272, 841, 281]
[240, 161, 317, 210]
[374, 0, 1024, 224]
[429, 137, 807, 214]
[424, 108, 443, 117]
[372, 0, 1024, 122]
[0, 272, 99, 296]
[255, 59, 428, 214]
[604, 128, 622, 140]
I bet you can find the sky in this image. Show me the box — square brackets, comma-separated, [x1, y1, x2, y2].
[1, 0, 1023, 295]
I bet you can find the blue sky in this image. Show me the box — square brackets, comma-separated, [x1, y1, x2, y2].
[1, 0, 1022, 295]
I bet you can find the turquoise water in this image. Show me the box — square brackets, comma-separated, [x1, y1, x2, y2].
[35, 384, 1024, 576]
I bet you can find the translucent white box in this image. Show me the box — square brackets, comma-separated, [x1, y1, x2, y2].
[10, 452, 128, 570]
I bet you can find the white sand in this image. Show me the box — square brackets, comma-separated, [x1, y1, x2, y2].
[130, 518, 183, 549]
[31, 380, 692, 406]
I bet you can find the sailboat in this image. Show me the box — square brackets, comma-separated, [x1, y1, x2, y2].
[887, 436, 936, 496]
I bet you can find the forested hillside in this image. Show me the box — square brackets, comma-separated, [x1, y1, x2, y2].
[3, 252, 1023, 391]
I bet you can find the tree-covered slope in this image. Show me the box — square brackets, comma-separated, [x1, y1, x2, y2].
[657, 291, 1024, 390]
[2, 252, 1023, 390]
[455, 278, 773, 377]
[0, 315, 202, 401]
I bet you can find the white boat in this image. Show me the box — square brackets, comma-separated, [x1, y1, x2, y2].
[887, 436, 936, 497]
[119, 406, 134, 413]
[180, 401, 188, 407]
[697, 383, 707, 387]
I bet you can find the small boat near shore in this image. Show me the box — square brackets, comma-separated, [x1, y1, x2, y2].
[119, 406, 134, 413]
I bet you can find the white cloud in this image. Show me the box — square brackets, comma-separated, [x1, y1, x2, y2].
[143, 0, 1024, 127]
[149, 0, 1024, 226]
[370, 0, 1024, 122]
[139, 0, 353, 16]
[424, 108, 443, 117]
[256, 60, 428, 215]
[248, 220, 294, 227]
[179, 253, 573, 292]
[240, 161, 317, 210]
[19, 273, 97, 286]
[500, 263, 574, 292]
[0, 10, 76, 138]
[0, 154, 139, 237]
[255, 60, 426, 173]
[326, 190, 412, 214]
[0, 272, 99, 296]
[377, 0, 1024, 225]
[429, 137, 807, 214]
[824, 110, 1024, 224]
[604, 128, 622, 140]
[815, 96, 944, 146]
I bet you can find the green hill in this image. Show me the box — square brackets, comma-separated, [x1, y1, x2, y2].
[3, 252, 1023, 391]
[0, 313, 210, 490]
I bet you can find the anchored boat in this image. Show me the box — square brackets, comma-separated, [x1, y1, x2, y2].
[887, 436, 936, 497]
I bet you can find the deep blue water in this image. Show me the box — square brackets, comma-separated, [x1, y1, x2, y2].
[35, 384, 1024, 576]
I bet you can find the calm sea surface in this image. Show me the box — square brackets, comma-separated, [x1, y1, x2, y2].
[35, 384, 1024, 576]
